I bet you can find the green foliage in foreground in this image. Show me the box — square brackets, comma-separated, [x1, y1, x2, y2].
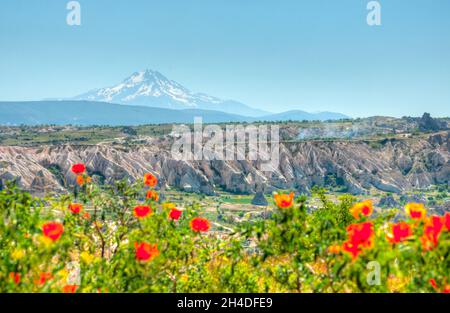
[0, 181, 449, 293]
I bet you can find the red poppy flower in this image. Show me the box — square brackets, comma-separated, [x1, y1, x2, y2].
[342, 241, 362, 260]
[274, 192, 294, 209]
[134, 242, 159, 262]
[405, 203, 426, 220]
[387, 222, 412, 244]
[71, 163, 86, 175]
[144, 173, 158, 187]
[190, 217, 211, 232]
[346, 222, 374, 248]
[62, 285, 78, 293]
[133, 205, 152, 218]
[42, 222, 64, 241]
[9, 272, 20, 284]
[430, 278, 450, 293]
[68, 203, 83, 214]
[146, 190, 159, 201]
[420, 215, 444, 250]
[35, 272, 53, 286]
[342, 222, 375, 259]
[444, 212, 450, 232]
[169, 208, 182, 220]
[349, 200, 373, 220]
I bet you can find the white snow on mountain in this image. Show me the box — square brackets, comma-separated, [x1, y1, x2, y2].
[74, 69, 268, 116]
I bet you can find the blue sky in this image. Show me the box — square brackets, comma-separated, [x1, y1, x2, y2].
[0, 0, 449, 117]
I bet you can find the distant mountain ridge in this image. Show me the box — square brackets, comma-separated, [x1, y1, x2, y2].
[260, 110, 349, 122]
[0, 101, 249, 125]
[0, 101, 350, 126]
[73, 69, 270, 117]
[0, 100, 352, 126]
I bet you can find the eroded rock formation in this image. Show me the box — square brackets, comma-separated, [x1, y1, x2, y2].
[0, 132, 449, 195]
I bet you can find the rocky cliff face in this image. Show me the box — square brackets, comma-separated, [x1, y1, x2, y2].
[0, 132, 449, 195]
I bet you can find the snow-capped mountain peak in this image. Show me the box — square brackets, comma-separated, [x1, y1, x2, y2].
[73, 69, 270, 116]
[77, 69, 193, 106]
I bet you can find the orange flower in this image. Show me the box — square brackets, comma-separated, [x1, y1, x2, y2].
[134, 242, 159, 262]
[146, 190, 159, 202]
[42, 222, 64, 241]
[76, 175, 92, 186]
[274, 192, 294, 209]
[387, 222, 412, 244]
[169, 208, 182, 220]
[83, 211, 91, 219]
[68, 203, 83, 214]
[144, 173, 158, 187]
[71, 163, 86, 175]
[62, 285, 78, 293]
[9, 272, 20, 284]
[405, 202, 426, 220]
[420, 215, 444, 250]
[342, 222, 375, 260]
[133, 205, 152, 218]
[349, 200, 373, 219]
[190, 217, 211, 232]
[328, 245, 341, 254]
[34, 272, 53, 286]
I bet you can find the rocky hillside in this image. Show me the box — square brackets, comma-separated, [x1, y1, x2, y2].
[0, 131, 448, 196]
